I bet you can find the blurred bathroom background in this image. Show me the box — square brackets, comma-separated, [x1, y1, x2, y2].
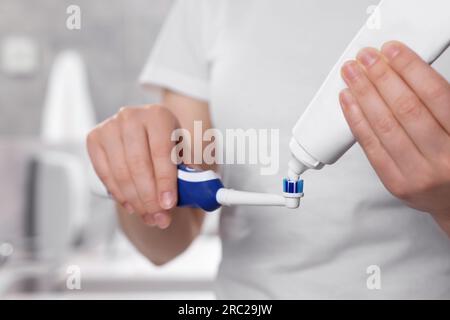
[0, 0, 220, 299]
[2, 0, 450, 301]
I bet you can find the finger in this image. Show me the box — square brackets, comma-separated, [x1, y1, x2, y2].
[341, 60, 426, 175]
[339, 89, 405, 188]
[381, 41, 450, 133]
[99, 121, 146, 215]
[356, 47, 450, 159]
[86, 132, 128, 208]
[145, 107, 178, 210]
[120, 114, 161, 214]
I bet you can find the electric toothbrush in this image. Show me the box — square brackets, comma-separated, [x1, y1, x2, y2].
[177, 164, 303, 212]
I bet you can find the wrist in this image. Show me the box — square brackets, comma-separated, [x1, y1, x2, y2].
[430, 210, 450, 237]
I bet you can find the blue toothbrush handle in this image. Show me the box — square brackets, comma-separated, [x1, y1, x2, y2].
[176, 164, 224, 212]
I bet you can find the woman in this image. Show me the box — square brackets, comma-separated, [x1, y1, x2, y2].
[86, 0, 450, 299]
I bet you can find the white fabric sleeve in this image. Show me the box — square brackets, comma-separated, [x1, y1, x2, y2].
[139, 0, 211, 101]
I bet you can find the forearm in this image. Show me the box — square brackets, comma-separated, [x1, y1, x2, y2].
[117, 204, 205, 265]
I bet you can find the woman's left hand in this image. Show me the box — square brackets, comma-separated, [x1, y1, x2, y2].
[339, 41, 450, 235]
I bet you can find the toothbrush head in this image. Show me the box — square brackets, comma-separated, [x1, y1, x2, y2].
[283, 178, 303, 194]
[283, 178, 304, 209]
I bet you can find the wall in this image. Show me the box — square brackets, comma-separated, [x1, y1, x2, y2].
[0, 0, 449, 134]
[0, 0, 173, 135]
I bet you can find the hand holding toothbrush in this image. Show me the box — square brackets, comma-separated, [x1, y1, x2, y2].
[87, 104, 182, 229]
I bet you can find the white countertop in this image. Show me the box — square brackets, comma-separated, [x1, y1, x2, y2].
[0, 234, 222, 300]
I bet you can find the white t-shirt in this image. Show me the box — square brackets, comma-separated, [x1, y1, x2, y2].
[140, 0, 450, 299]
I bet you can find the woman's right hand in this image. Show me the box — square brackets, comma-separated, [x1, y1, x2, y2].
[86, 105, 179, 229]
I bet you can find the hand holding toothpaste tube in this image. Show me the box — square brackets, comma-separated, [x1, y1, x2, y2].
[339, 41, 450, 235]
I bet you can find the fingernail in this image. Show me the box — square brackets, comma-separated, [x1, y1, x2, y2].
[143, 213, 156, 226]
[160, 191, 175, 210]
[382, 42, 401, 61]
[154, 212, 169, 229]
[123, 202, 134, 215]
[357, 48, 378, 67]
[342, 61, 360, 80]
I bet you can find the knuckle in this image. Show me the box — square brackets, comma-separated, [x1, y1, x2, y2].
[112, 194, 126, 205]
[145, 104, 175, 124]
[100, 118, 118, 133]
[150, 130, 174, 155]
[394, 95, 422, 120]
[353, 81, 371, 98]
[371, 63, 390, 83]
[118, 106, 132, 114]
[424, 82, 450, 103]
[348, 112, 365, 130]
[97, 171, 110, 185]
[375, 116, 397, 135]
[118, 106, 138, 122]
[144, 104, 162, 117]
[157, 175, 174, 189]
[86, 130, 97, 147]
[389, 183, 410, 200]
[397, 55, 416, 74]
[123, 193, 144, 213]
[151, 144, 171, 159]
[145, 104, 164, 114]
[141, 195, 159, 210]
[106, 187, 124, 203]
[359, 134, 379, 155]
[114, 166, 131, 183]
[127, 155, 149, 174]
[128, 202, 145, 215]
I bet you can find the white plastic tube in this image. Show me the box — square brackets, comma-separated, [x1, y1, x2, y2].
[289, 0, 450, 178]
